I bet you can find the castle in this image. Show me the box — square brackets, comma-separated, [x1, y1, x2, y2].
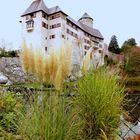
[21, 0, 104, 56]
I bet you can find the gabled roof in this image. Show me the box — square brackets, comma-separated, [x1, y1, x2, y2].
[21, 0, 49, 16]
[79, 12, 93, 20]
[67, 16, 103, 39]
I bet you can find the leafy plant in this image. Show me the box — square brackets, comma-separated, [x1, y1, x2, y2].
[0, 91, 23, 138]
[74, 68, 125, 139]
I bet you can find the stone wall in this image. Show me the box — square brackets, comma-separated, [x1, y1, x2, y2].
[0, 57, 36, 84]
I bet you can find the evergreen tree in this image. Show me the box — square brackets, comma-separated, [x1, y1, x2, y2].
[108, 35, 120, 54]
[121, 38, 137, 53]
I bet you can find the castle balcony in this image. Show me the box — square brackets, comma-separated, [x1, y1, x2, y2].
[26, 20, 34, 32]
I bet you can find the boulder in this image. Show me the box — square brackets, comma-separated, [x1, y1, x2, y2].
[0, 73, 8, 84]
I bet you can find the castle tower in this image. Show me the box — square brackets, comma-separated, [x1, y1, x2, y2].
[79, 13, 94, 28]
[21, 0, 49, 51]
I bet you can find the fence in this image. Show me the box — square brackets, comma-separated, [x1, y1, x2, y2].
[118, 93, 140, 140]
[1, 85, 140, 140]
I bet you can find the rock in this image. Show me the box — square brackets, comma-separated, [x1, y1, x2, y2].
[6, 80, 13, 86]
[69, 75, 77, 82]
[0, 73, 8, 84]
[0, 57, 36, 84]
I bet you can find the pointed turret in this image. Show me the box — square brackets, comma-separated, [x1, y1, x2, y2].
[79, 12, 94, 28]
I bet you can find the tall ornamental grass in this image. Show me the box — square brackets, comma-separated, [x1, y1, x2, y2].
[19, 40, 125, 140]
[75, 68, 125, 140]
[17, 92, 78, 140]
[20, 41, 72, 90]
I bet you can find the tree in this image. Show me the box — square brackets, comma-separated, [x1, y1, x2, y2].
[121, 38, 137, 53]
[125, 47, 140, 75]
[108, 35, 120, 54]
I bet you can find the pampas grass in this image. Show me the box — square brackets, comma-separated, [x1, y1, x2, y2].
[44, 54, 50, 84]
[82, 48, 92, 73]
[48, 48, 58, 85]
[35, 49, 44, 83]
[61, 44, 72, 79]
[28, 44, 35, 74]
[20, 41, 73, 90]
[54, 65, 63, 90]
[20, 40, 30, 72]
[54, 44, 72, 90]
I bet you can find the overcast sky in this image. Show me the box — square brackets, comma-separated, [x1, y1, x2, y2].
[0, 0, 140, 49]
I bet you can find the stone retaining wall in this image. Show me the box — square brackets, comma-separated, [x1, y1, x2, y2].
[0, 57, 36, 84]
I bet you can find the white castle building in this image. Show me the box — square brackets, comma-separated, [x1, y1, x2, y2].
[21, 0, 104, 70]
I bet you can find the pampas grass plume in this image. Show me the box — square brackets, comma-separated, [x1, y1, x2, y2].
[44, 54, 50, 83]
[28, 44, 35, 74]
[35, 49, 44, 83]
[54, 65, 62, 90]
[20, 40, 30, 72]
[49, 48, 58, 84]
[82, 49, 91, 73]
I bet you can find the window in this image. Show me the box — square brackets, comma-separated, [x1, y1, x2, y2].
[42, 22, 48, 29]
[98, 50, 102, 54]
[26, 20, 34, 28]
[57, 23, 61, 27]
[42, 12, 47, 19]
[67, 29, 70, 34]
[84, 45, 90, 50]
[45, 47, 48, 52]
[84, 38, 91, 45]
[50, 35, 55, 39]
[49, 13, 60, 20]
[67, 21, 78, 31]
[50, 23, 61, 29]
[62, 35, 65, 39]
[67, 28, 78, 38]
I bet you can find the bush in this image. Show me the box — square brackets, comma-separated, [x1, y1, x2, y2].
[0, 91, 23, 139]
[75, 68, 125, 139]
[125, 47, 140, 75]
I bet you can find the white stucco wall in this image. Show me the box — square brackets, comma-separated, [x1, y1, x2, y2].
[21, 11, 42, 50]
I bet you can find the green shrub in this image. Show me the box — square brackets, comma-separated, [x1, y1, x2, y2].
[0, 91, 23, 139]
[74, 68, 125, 139]
[124, 47, 140, 75]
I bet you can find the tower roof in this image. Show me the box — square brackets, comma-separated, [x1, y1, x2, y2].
[21, 0, 49, 16]
[79, 12, 93, 20]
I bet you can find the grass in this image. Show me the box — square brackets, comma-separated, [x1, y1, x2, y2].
[0, 67, 125, 140]
[16, 92, 78, 140]
[74, 68, 125, 139]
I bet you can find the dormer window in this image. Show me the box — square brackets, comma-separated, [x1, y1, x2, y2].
[26, 20, 34, 31]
